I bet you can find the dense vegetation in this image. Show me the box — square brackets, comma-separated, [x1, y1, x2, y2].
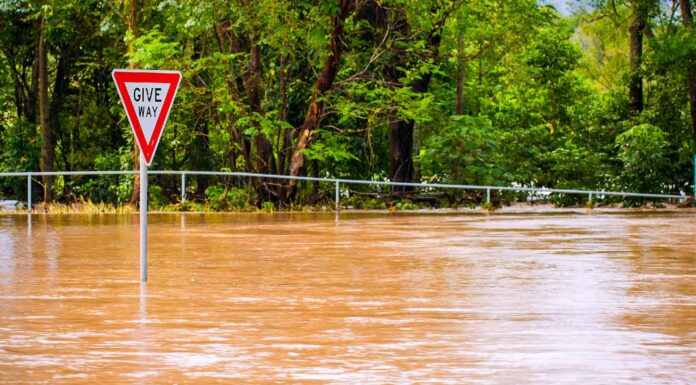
[0, 0, 694, 209]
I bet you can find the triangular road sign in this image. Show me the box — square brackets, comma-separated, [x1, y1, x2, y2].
[112, 69, 182, 165]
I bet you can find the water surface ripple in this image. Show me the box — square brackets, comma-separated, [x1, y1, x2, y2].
[0, 213, 694, 384]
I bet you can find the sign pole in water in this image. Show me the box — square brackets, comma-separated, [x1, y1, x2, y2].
[112, 69, 182, 282]
[140, 156, 147, 282]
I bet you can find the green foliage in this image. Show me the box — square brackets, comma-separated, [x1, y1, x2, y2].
[481, 201, 496, 211]
[343, 195, 387, 210]
[420, 115, 504, 186]
[302, 130, 358, 163]
[71, 151, 133, 204]
[0, 120, 39, 200]
[615, 124, 670, 193]
[261, 201, 275, 212]
[546, 141, 608, 190]
[128, 29, 180, 69]
[395, 199, 418, 210]
[205, 184, 256, 210]
[148, 185, 170, 208]
[0, 0, 693, 210]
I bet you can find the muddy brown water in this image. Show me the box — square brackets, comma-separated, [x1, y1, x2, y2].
[0, 212, 694, 384]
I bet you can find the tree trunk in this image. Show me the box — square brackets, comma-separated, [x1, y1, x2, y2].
[29, 43, 39, 123]
[628, 6, 646, 116]
[49, 55, 70, 171]
[24, 44, 40, 124]
[127, 0, 141, 206]
[213, 21, 253, 173]
[456, 32, 465, 115]
[680, 0, 696, 142]
[278, 56, 290, 174]
[38, 16, 53, 203]
[383, 7, 446, 189]
[285, 0, 352, 198]
[680, 0, 693, 31]
[246, 38, 276, 176]
[244, 38, 278, 201]
[194, 120, 211, 196]
[389, 115, 414, 188]
[279, 56, 288, 123]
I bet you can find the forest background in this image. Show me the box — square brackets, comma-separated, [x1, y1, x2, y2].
[0, 0, 694, 209]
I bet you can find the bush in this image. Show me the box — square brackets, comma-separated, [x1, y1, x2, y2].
[227, 186, 256, 209]
[148, 185, 170, 208]
[0, 120, 39, 201]
[71, 150, 132, 204]
[615, 124, 669, 194]
[395, 199, 418, 210]
[261, 201, 274, 212]
[205, 184, 256, 210]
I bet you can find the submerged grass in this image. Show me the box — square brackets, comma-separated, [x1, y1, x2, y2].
[23, 201, 138, 214]
[1, 193, 688, 214]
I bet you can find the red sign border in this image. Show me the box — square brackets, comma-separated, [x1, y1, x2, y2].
[112, 69, 181, 166]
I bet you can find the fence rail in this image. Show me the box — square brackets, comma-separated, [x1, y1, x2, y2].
[0, 170, 687, 213]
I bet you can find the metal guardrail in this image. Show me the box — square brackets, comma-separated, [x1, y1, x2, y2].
[0, 170, 687, 213]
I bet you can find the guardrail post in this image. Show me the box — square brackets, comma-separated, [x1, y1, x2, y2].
[335, 181, 340, 211]
[486, 188, 490, 204]
[181, 172, 186, 203]
[589, 192, 592, 203]
[27, 174, 32, 214]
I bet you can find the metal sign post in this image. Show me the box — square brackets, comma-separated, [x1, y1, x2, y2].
[112, 69, 181, 283]
[140, 157, 148, 282]
[693, 154, 696, 197]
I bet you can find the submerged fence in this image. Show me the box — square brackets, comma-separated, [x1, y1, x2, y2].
[0, 170, 687, 213]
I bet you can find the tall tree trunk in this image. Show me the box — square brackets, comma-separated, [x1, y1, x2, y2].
[127, 0, 140, 206]
[286, 0, 352, 198]
[279, 56, 288, 123]
[29, 47, 39, 124]
[24, 45, 40, 124]
[628, 5, 646, 116]
[680, 0, 696, 142]
[384, 8, 447, 190]
[213, 21, 252, 172]
[245, 38, 277, 201]
[49, 55, 70, 171]
[194, 119, 211, 196]
[389, 116, 415, 187]
[278, 56, 291, 174]
[38, 16, 53, 204]
[456, 32, 465, 115]
[246, 38, 276, 176]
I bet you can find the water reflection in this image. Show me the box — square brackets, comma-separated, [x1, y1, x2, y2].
[0, 212, 694, 384]
[139, 282, 147, 324]
[0, 224, 14, 288]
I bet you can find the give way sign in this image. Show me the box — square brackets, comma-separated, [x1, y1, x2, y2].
[112, 69, 182, 165]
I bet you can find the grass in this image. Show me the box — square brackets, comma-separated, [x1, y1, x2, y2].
[1, 195, 686, 214]
[24, 201, 138, 214]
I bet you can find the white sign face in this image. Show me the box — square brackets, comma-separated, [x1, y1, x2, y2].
[124, 82, 171, 143]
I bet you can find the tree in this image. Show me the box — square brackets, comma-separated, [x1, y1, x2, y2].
[285, 0, 354, 199]
[38, 14, 52, 202]
[126, 0, 141, 205]
[679, 0, 696, 141]
[0, 0, 694, 208]
[628, 0, 650, 115]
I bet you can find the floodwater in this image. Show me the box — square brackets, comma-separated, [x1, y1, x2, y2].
[0, 212, 694, 384]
